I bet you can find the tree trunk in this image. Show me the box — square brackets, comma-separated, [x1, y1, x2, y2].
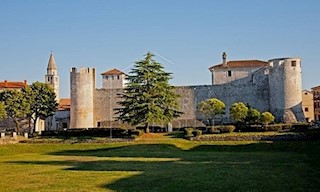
[31, 116, 38, 135]
[13, 118, 20, 134]
[145, 123, 150, 133]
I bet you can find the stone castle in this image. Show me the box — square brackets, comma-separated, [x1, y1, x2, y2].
[68, 53, 305, 129]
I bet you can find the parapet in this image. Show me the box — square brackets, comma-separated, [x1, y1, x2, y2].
[70, 67, 95, 74]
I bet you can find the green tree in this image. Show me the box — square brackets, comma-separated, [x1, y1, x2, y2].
[0, 90, 30, 133]
[245, 104, 261, 124]
[229, 102, 248, 123]
[23, 82, 57, 134]
[198, 98, 225, 126]
[0, 102, 6, 120]
[116, 52, 182, 133]
[260, 112, 275, 125]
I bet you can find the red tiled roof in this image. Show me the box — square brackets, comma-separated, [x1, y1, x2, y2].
[101, 68, 126, 76]
[311, 86, 320, 90]
[209, 60, 268, 70]
[58, 98, 71, 110]
[0, 80, 27, 89]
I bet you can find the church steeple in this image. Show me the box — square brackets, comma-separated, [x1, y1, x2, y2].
[47, 52, 57, 75]
[45, 52, 59, 101]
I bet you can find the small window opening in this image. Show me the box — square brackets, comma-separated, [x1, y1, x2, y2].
[291, 61, 296, 67]
[227, 70, 232, 77]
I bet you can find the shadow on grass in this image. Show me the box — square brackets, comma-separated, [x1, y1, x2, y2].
[7, 141, 320, 192]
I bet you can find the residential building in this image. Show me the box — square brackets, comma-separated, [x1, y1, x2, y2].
[302, 90, 314, 122]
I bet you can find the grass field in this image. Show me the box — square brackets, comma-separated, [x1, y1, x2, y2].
[0, 133, 319, 192]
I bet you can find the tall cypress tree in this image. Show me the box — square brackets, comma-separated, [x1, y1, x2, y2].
[116, 52, 182, 133]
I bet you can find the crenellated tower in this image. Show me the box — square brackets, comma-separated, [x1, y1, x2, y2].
[268, 58, 305, 122]
[70, 67, 96, 128]
[45, 53, 60, 101]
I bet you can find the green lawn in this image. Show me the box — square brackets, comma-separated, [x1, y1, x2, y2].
[0, 134, 319, 192]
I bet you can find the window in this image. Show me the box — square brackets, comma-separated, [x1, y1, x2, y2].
[117, 75, 120, 80]
[105, 76, 108, 80]
[112, 76, 114, 80]
[305, 92, 308, 95]
[227, 70, 232, 77]
[305, 107, 309, 112]
[97, 122, 101, 127]
[62, 123, 68, 128]
[291, 61, 296, 67]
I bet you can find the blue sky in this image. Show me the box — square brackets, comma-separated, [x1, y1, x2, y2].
[0, 0, 319, 98]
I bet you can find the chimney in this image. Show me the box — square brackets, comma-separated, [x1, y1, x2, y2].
[24, 80, 27, 88]
[222, 52, 227, 67]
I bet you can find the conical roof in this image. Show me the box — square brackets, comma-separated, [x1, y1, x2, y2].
[47, 53, 57, 70]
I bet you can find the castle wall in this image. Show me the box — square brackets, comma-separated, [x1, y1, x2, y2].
[69, 56, 304, 128]
[94, 88, 123, 127]
[70, 67, 96, 128]
[92, 68, 270, 127]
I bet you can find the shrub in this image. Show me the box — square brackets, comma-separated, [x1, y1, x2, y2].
[247, 125, 263, 132]
[260, 112, 275, 125]
[192, 130, 202, 137]
[282, 124, 292, 131]
[130, 134, 139, 140]
[263, 124, 282, 132]
[207, 125, 235, 134]
[130, 129, 143, 136]
[207, 126, 220, 134]
[291, 123, 310, 132]
[218, 125, 236, 133]
[184, 128, 194, 138]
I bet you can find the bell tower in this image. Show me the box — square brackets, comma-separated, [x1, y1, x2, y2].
[45, 52, 59, 101]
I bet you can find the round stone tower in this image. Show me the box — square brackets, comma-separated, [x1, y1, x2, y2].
[70, 67, 96, 128]
[268, 58, 305, 122]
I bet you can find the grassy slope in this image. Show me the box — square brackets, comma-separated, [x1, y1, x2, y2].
[0, 134, 319, 192]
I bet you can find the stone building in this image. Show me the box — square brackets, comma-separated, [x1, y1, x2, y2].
[69, 53, 305, 129]
[44, 53, 72, 131]
[301, 90, 314, 122]
[0, 80, 28, 92]
[101, 68, 128, 89]
[311, 86, 320, 121]
[45, 53, 59, 101]
[0, 80, 46, 133]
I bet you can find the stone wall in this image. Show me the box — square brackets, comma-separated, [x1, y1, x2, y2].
[212, 67, 264, 85]
[93, 88, 123, 127]
[92, 68, 270, 127]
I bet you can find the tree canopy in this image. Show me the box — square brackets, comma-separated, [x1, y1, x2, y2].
[260, 112, 275, 125]
[24, 81, 57, 133]
[116, 52, 182, 133]
[0, 82, 57, 133]
[0, 90, 30, 132]
[198, 98, 225, 125]
[0, 102, 6, 120]
[245, 104, 261, 124]
[229, 102, 248, 123]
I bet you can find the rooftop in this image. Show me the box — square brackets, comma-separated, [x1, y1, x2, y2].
[0, 80, 28, 89]
[101, 68, 126, 76]
[209, 60, 268, 70]
[58, 98, 71, 111]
